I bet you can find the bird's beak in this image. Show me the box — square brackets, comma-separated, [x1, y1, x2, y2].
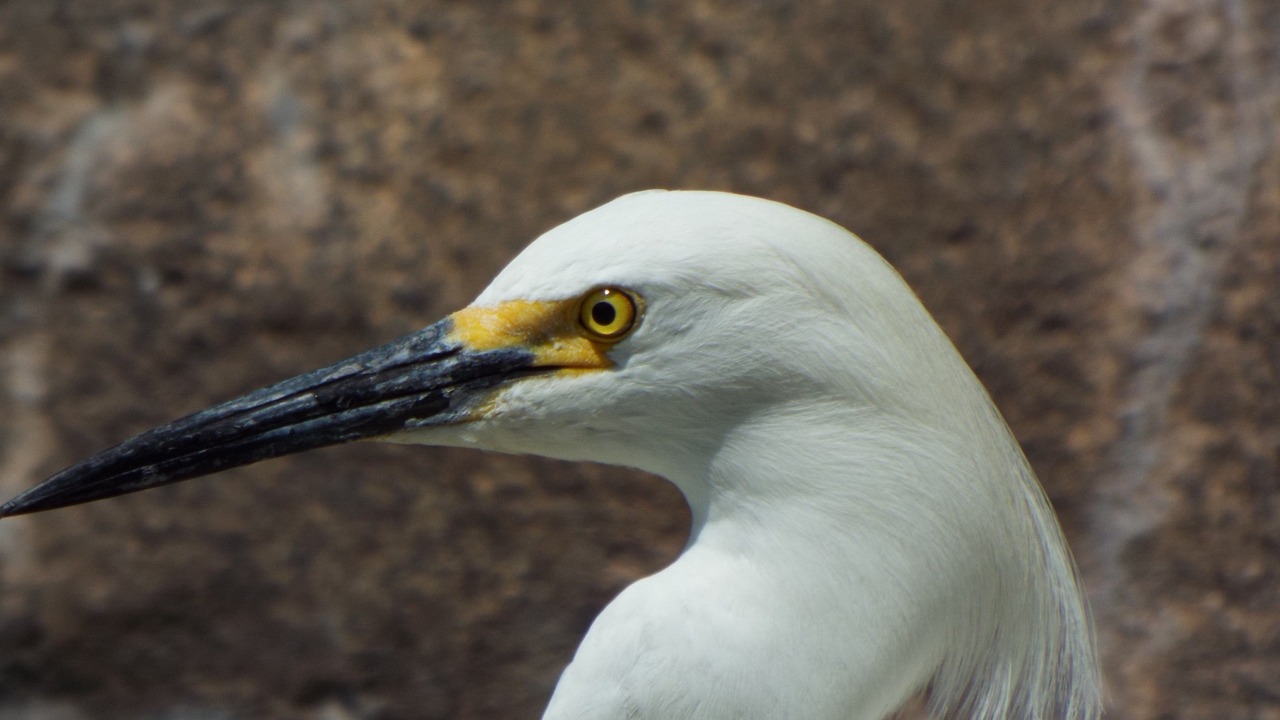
[0, 299, 612, 518]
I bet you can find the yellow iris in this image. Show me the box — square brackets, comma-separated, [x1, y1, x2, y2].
[578, 288, 639, 341]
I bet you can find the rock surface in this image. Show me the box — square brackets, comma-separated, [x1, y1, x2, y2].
[0, 1, 1277, 719]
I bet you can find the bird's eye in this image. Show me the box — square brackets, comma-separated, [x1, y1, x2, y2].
[578, 287, 639, 341]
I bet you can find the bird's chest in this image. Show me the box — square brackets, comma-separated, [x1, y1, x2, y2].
[541, 553, 864, 720]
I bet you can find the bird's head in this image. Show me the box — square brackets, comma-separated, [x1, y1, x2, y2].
[0, 190, 958, 518]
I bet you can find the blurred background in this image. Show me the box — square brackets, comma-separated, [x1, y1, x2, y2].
[0, 1, 1276, 718]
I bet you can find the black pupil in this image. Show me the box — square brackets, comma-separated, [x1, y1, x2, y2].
[591, 301, 617, 327]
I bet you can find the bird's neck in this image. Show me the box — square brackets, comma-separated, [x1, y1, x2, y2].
[690, 399, 955, 546]
[659, 397, 1100, 720]
[673, 403, 952, 716]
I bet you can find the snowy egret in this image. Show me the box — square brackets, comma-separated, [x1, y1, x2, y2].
[2, 191, 1101, 719]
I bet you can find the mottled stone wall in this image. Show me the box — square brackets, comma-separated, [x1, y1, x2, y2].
[0, 1, 1276, 719]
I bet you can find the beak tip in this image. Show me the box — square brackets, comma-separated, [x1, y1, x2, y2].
[0, 484, 57, 518]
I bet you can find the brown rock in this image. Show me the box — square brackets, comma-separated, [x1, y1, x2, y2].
[0, 1, 1276, 718]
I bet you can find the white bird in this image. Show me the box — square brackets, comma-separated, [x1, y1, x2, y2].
[2, 191, 1101, 720]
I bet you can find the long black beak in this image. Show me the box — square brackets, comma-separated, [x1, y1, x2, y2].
[0, 318, 539, 518]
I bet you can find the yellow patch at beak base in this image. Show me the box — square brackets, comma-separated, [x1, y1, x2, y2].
[448, 299, 615, 370]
